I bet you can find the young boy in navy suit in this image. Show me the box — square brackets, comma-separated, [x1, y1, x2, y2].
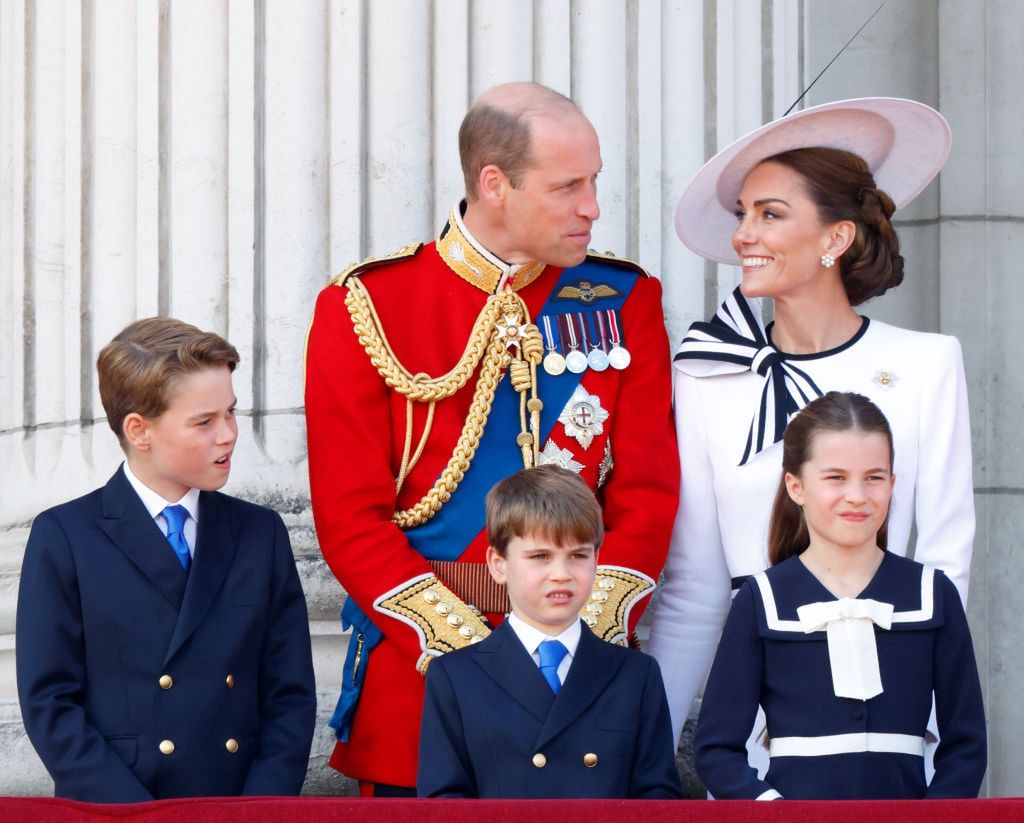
[416, 464, 683, 798]
[16, 317, 316, 802]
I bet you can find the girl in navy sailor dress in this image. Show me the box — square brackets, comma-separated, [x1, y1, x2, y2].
[694, 392, 986, 800]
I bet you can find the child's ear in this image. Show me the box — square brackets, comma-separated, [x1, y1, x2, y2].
[784, 471, 804, 507]
[122, 413, 152, 452]
[485, 545, 507, 585]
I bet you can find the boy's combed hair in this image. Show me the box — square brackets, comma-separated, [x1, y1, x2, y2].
[97, 316, 240, 448]
[486, 464, 604, 556]
[767, 391, 894, 566]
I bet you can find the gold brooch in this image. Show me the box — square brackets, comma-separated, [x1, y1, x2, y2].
[873, 370, 897, 389]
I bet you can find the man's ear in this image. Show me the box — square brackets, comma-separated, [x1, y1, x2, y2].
[784, 471, 804, 507]
[476, 164, 510, 207]
[123, 413, 152, 452]
[485, 545, 507, 585]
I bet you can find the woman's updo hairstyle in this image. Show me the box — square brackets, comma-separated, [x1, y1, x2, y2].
[763, 147, 904, 306]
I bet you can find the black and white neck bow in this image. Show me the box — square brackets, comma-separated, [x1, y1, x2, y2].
[674, 287, 824, 465]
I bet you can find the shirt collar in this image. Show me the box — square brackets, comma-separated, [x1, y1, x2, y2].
[507, 611, 582, 658]
[435, 201, 547, 294]
[122, 461, 201, 523]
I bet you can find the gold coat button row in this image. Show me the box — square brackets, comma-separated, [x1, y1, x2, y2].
[226, 738, 239, 754]
[226, 674, 235, 688]
[583, 753, 598, 768]
[158, 675, 173, 689]
[159, 740, 175, 755]
[532, 753, 547, 768]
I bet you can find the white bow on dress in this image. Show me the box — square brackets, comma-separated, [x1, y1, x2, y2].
[797, 597, 894, 701]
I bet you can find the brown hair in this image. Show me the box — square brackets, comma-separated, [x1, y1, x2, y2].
[486, 464, 604, 557]
[762, 147, 904, 306]
[97, 316, 240, 449]
[767, 391, 894, 566]
[459, 82, 579, 199]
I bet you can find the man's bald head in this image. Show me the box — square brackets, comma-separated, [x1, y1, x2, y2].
[459, 82, 586, 200]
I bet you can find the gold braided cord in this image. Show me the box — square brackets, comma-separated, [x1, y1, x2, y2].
[344, 275, 543, 528]
[346, 276, 507, 402]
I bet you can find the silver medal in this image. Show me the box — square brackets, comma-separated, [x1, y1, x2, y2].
[587, 348, 609, 371]
[543, 351, 567, 376]
[608, 345, 631, 370]
[565, 349, 588, 374]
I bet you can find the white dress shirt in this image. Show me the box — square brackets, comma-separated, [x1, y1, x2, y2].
[122, 462, 200, 557]
[506, 612, 582, 686]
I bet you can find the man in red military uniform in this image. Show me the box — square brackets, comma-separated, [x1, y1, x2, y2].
[305, 82, 679, 795]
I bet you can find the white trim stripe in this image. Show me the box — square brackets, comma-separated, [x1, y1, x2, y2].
[756, 789, 783, 800]
[756, 565, 936, 633]
[769, 732, 925, 758]
[891, 566, 935, 623]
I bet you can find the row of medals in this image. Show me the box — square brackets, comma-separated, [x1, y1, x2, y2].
[541, 310, 631, 376]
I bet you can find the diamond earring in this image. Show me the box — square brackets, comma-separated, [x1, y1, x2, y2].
[821, 253, 835, 269]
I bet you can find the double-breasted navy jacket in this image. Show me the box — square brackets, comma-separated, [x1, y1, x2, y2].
[16, 467, 316, 802]
[417, 618, 683, 799]
[695, 552, 986, 799]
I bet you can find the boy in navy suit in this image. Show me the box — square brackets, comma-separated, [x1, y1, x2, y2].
[16, 317, 316, 802]
[416, 465, 683, 798]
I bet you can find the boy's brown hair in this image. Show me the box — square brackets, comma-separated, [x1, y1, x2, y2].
[485, 464, 604, 557]
[97, 316, 240, 449]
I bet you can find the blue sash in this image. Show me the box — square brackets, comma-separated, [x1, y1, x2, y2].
[330, 259, 638, 740]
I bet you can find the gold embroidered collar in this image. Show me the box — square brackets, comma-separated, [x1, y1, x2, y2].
[436, 203, 546, 294]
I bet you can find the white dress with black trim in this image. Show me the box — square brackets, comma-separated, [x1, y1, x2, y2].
[648, 290, 975, 745]
[693, 552, 986, 800]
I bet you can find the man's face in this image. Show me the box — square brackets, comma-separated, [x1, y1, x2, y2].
[500, 112, 602, 269]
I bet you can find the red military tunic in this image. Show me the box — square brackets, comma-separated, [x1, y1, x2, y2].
[305, 208, 679, 787]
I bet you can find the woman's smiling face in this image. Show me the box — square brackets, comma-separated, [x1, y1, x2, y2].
[732, 161, 840, 300]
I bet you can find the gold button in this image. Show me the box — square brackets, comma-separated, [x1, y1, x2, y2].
[459, 624, 476, 639]
[446, 612, 464, 627]
[599, 577, 615, 590]
[584, 752, 598, 768]
[435, 601, 453, 616]
[158, 675, 173, 689]
[159, 739, 175, 755]
[423, 590, 440, 604]
[585, 602, 603, 615]
[591, 590, 608, 603]
[532, 752, 547, 768]
[226, 674, 235, 688]
[225, 738, 239, 754]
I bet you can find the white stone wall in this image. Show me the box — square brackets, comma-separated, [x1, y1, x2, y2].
[1, 0, 1016, 797]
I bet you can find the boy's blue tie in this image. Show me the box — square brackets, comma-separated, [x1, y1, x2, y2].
[161, 505, 192, 572]
[537, 639, 568, 695]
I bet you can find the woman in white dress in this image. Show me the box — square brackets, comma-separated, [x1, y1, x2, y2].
[647, 98, 974, 755]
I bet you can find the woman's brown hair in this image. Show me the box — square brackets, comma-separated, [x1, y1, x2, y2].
[767, 391, 894, 566]
[762, 147, 904, 306]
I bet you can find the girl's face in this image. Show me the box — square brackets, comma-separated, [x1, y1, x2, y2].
[785, 429, 894, 554]
[731, 161, 844, 300]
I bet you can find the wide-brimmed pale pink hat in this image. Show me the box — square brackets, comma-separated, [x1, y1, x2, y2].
[674, 97, 952, 265]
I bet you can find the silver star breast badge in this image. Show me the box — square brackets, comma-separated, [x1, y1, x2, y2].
[558, 385, 609, 450]
[538, 441, 585, 474]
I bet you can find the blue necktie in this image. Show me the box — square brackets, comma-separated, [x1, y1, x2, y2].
[161, 505, 192, 572]
[538, 639, 568, 695]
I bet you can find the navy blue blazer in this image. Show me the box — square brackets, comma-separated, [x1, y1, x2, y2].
[695, 553, 986, 800]
[417, 618, 683, 799]
[16, 467, 316, 802]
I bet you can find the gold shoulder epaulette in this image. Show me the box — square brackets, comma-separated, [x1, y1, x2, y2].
[585, 249, 652, 278]
[330, 242, 423, 287]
